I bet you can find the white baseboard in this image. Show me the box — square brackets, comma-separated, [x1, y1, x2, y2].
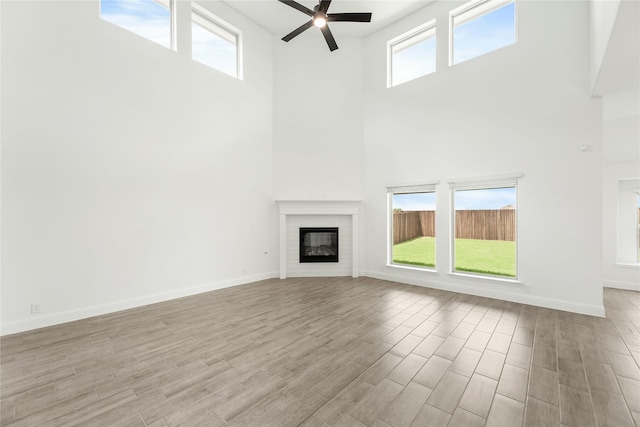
[364, 270, 606, 317]
[0, 272, 279, 336]
[604, 280, 640, 291]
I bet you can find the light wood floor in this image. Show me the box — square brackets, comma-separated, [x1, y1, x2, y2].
[1, 277, 639, 426]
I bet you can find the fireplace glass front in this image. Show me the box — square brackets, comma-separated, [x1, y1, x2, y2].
[299, 227, 339, 263]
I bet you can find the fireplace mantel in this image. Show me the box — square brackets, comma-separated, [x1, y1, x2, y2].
[276, 200, 362, 279]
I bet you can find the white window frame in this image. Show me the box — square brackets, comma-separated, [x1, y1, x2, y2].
[387, 20, 437, 88]
[448, 173, 521, 280]
[191, 3, 243, 80]
[155, 0, 177, 50]
[387, 181, 439, 270]
[616, 179, 640, 266]
[449, 0, 517, 66]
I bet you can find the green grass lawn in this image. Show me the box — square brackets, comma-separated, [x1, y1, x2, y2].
[393, 237, 516, 277]
[393, 237, 436, 267]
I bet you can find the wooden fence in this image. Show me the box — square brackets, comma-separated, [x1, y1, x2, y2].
[393, 209, 516, 244]
[393, 211, 435, 244]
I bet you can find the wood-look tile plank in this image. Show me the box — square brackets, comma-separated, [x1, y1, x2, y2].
[413, 355, 451, 389]
[528, 366, 559, 405]
[458, 373, 498, 418]
[448, 408, 486, 427]
[607, 351, 640, 380]
[559, 385, 597, 427]
[426, 371, 469, 414]
[475, 349, 506, 380]
[485, 394, 524, 427]
[379, 381, 432, 427]
[314, 380, 374, 425]
[616, 375, 640, 413]
[590, 389, 635, 427]
[409, 403, 452, 427]
[532, 344, 558, 372]
[360, 353, 403, 386]
[411, 335, 444, 358]
[487, 332, 512, 354]
[523, 396, 559, 427]
[464, 330, 492, 352]
[433, 336, 465, 360]
[386, 354, 427, 386]
[389, 334, 422, 358]
[348, 379, 404, 427]
[496, 364, 529, 403]
[449, 347, 482, 378]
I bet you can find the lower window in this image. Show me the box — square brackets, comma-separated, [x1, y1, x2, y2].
[389, 183, 437, 269]
[450, 176, 519, 278]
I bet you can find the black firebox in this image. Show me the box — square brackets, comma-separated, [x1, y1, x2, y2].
[299, 227, 339, 263]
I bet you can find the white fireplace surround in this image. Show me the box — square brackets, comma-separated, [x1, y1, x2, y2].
[277, 201, 362, 279]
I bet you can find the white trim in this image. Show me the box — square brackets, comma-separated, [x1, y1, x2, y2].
[449, 271, 521, 285]
[276, 201, 362, 279]
[387, 181, 439, 194]
[0, 272, 278, 337]
[614, 262, 640, 269]
[604, 280, 640, 291]
[366, 270, 606, 317]
[386, 264, 438, 274]
[448, 173, 522, 190]
[450, 0, 514, 27]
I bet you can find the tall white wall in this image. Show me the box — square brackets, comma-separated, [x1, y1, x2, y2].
[361, 0, 605, 315]
[1, 0, 276, 334]
[272, 37, 364, 201]
[602, 91, 640, 290]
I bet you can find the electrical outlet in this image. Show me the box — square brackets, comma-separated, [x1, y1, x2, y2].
[31, 303, 41, 314]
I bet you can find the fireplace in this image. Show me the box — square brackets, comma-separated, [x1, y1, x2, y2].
[299, 227, 339, 263]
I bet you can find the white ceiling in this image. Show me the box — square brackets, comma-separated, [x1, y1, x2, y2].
[222, 0, 434, 39]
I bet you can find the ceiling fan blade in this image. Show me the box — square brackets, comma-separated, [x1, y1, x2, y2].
[319, 0, 332, 13]
[327, 12, 372, 22]
[282, 20, 314, 42]
[278, 0, 314, 16]
[320, 25, 338, 51]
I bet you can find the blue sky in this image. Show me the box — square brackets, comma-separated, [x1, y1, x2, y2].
[100, 0, 171, 48]
[393, 187, 516, 211]
[101, 0, 237, 76]
[191, 21, 237, 77]
[453, 2, 516, 64]
[393, 1, 516, 86]
[393, 37, 436, 86]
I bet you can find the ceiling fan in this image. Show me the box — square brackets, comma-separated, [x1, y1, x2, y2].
[277, 0, 372, 52]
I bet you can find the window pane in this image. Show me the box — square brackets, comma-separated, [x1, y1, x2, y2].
[392, 35, 436, 86]
[192, 18, 237, 78]
[452, 1, 516, 65]
[454, 187, 516, 277]
[101, 0, 172, 49]
[392, 192, 436, 268]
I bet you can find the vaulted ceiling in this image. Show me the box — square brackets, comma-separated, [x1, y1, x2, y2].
[222, 0, 434, 38]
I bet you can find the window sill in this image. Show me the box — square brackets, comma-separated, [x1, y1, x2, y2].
[448, 271, 521, 285]
[386, 264, 438, 274]
[615, 262, 640, 269]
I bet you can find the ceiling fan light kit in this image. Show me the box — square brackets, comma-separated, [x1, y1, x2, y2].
[278, 0, 372, 51]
